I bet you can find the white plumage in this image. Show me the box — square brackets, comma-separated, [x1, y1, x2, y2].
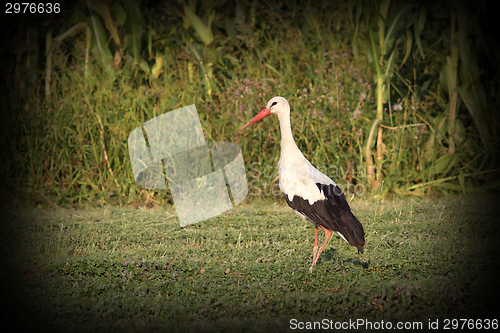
[241, 96, 365, 272]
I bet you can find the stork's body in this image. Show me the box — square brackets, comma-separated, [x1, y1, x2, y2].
[241, 96, 365, 272]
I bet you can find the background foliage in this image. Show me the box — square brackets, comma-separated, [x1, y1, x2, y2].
[1, 0, 499, 208]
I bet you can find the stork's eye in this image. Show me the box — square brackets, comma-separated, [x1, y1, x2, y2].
[270, 101, 277, 107]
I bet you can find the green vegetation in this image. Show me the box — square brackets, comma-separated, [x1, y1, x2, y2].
[1, 0, 499, 207]
[2, 195, 499, 331]
[1, 1, 499, 331]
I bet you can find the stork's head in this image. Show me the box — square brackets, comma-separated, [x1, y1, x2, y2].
[240, 96, 289, 131]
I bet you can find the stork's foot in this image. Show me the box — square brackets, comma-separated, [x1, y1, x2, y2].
[309, 256, 318, 273]
[309, 255, 320, 273]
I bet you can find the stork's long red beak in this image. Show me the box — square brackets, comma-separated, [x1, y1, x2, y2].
[239, 108, 271, 132]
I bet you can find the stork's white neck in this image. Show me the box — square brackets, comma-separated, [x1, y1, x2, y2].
[277, 112, 306, 166]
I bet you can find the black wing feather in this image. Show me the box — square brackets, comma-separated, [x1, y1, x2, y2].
[283, 183, 365, 253]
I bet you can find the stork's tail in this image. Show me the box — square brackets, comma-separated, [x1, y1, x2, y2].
[340, 214, 365, 253]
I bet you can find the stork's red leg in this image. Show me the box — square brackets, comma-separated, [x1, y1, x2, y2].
[309, 225, 332, 272]
[311, 226, 319, 270]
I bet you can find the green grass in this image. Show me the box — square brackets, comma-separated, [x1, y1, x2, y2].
[2, 194, 499, 332]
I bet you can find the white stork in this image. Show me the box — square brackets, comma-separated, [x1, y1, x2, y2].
[241, 96, 365, 272]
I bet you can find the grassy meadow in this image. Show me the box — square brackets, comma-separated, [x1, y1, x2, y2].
[2, 194, 499, 331]
[1, 0, 500, 331]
